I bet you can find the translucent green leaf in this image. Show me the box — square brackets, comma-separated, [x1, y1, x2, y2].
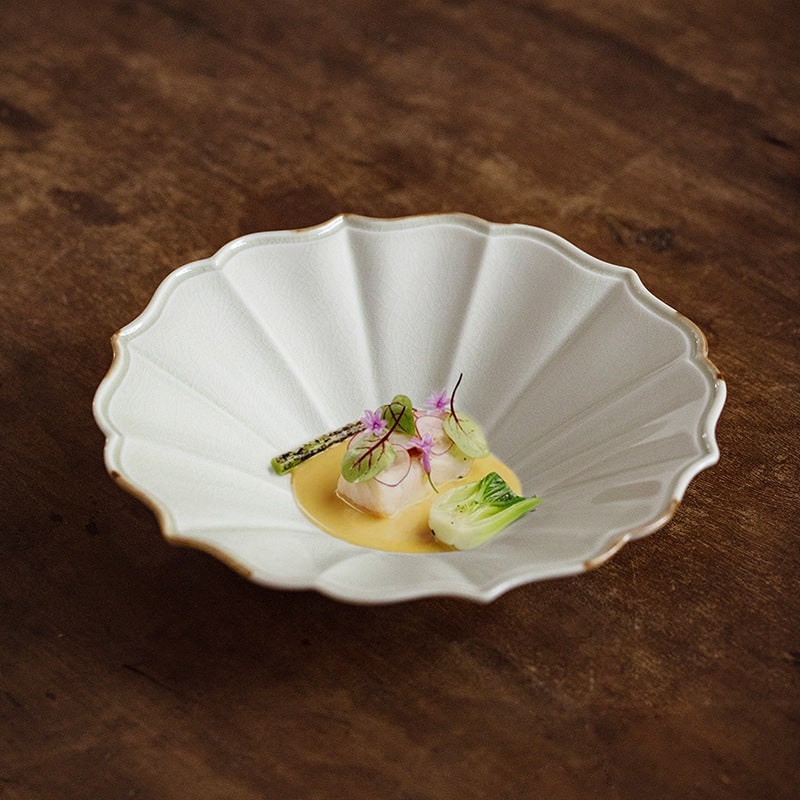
[381, 395, 416, 436]
[443, 413, 489, 458]
[340, 435, 396, 483]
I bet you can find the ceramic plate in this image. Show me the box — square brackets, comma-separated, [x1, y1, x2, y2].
[93, 214, 725, 603]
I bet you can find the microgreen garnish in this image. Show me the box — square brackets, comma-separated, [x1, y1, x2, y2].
[381, 394, 416, 436]
[442, 413, 489, 458]
[341, 402, 407, 483]
[442, 373, 489, 458]
[340, 431, 397, 483]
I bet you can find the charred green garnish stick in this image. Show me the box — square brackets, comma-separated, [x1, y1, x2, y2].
[271, 420, 364, 475]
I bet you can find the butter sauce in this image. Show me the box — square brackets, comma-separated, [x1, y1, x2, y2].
[291, 441, 521, 553]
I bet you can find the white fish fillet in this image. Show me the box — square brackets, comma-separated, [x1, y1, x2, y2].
[336, 413, 471, 517]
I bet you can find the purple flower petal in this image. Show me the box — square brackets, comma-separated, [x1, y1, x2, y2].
[409, 432, 434, 473]
[424, 388, 451, 413]
[360, 408, 387, 435]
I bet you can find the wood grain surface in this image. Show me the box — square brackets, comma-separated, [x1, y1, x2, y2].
[1, 1, 798, 798]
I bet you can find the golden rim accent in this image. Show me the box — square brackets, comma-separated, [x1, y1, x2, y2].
[583, 499, 680, 571]
[108, 457, 255, 581]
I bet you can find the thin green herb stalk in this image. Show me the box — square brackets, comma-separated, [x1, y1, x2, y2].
[271, 420, 364, 475]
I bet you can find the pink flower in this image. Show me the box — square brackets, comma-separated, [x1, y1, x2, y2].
[424, 388, 450, 414]
[360, 408, 386, 436]
[408, 432, 434, 473]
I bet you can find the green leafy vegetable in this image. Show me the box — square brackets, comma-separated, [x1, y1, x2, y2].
[429, 472, 541, 550]
[340, 434, 397, 482]
[340, 397, 411, 482]
[439, 372, 488, 458]
[381, 395, 416, 436]
[442, 413, 489, 458]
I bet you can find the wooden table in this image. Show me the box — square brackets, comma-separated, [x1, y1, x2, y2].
[2, 1, 798, 797]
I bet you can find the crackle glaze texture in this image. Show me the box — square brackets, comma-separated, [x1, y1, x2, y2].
[93, 214, 725, 602]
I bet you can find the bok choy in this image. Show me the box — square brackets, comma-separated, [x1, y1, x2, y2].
[429, 472, 541, 550]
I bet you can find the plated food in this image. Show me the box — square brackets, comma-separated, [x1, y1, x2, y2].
[273, 377, 541, 553]
[93, 213, 725, 603]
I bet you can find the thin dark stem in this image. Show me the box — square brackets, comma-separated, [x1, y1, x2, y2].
[353, 401, 405, 469]
[449, 372, 464, 426]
